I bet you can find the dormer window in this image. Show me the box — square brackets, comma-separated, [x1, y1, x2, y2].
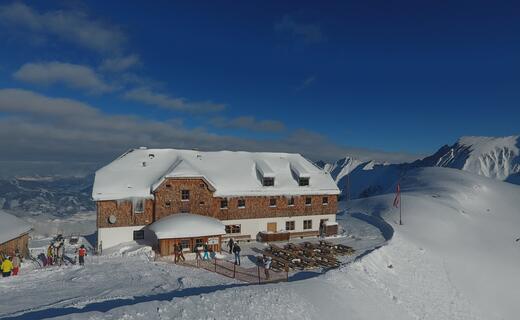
[256, 159, 275, 187]
[298, 177, 310, 186]
[263, 177, 274, 186]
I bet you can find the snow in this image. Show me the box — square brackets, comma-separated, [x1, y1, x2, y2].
[345, 167, 520, 319]
[426, 135, 520, 181]
[3, 166, 520, 320]
[148, 213, 226, 239]
[0, 210, 31, 244]
[93, 148, 339, 201]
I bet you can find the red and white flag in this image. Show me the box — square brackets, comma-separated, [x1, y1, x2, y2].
[393, 183, 401, 208]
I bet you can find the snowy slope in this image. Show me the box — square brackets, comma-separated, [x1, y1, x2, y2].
[1, 167, 519, 320]
[346, 167, 520, 319]
[417, 135, 520, 182]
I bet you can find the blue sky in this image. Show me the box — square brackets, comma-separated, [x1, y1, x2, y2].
[0, 0, 518, 166]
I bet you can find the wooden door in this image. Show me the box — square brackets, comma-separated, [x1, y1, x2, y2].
[267, 222, 277, 233]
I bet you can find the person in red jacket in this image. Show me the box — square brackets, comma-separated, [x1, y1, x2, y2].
[78, 245, 87, 266]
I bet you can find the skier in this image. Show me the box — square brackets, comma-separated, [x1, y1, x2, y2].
[1, 256, 13, 277]
[12, 254, 21, 276]
[263, 255, 272, 280]
[227, 238, 234, 254]
[233, 243, 241, 265]
[78, 245, 87, 266]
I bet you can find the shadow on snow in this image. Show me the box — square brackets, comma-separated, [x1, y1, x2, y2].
[2, 282, 249, 320]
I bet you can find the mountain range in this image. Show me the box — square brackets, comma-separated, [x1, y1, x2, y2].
[1, 135, 518, 216]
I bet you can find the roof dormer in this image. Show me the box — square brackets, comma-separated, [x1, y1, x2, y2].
[290, 161, 310, 186]
[255, 159, 275, 186]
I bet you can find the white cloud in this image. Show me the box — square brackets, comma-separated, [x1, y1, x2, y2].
[13, 62, 113, 93]
[210, 116, 286, 133]
[0, 2, 126, 54]
[0, 89, 418, 166]
[275, 15, 324, 44]
[100, 54, 140, 72]
[123, 87, 226, 113]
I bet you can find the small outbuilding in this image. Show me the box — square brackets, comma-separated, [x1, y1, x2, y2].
[0, 211, 32, 257]
[148, 213, 226, 256]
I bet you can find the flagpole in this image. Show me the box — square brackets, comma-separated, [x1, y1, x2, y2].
[399, 193, 402, 225]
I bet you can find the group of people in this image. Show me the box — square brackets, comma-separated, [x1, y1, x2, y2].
[41, 241, 87, 267]
[173, 242, 213, 263]
[1, 252, 22, 278]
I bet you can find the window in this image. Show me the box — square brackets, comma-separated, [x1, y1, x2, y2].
[200, 183, 205, 188]
[181, 190, 190, 201]
[299, 177, 310, 186]
[195, 238, 204, 248]
[220, 199, 228, 209]
[286, 221, 295, 231]
[322, 197, 328, 205]
[303, 220, 312, 230]
[134, 199, 144, 213]
[225, 224, 241, 234]
[288, 197, 295, 206]
[262, 177, 274, 186]
[165, 200, 171, 208]
[269, 198, 277, 207]
[238, 199, 246, 208]
[305, 197, 312, 206]
[199, 201, 205, 206]
[165, 183, 172, 188]
[133, 230, 144, 240]
[180, 239, 190, 250]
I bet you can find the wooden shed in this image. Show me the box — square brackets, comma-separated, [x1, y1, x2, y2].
[148, 213, 226, 256]
[0, 211, 32, 257]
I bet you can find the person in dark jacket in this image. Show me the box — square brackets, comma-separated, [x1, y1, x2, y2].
[227, 238, 234, 254]
[232, 243, 241, 265]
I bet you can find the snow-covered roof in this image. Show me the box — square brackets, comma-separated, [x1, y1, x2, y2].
[0, 211, 31, 245]
[93, 148, 340, 200]
[147, 213, 226, 239]
[290, 161, 311, 178]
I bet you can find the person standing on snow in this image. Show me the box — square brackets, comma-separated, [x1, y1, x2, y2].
[1, 256, 13, 277]
[47, 245, 54, 266]
[177, 244, 185, 262]
[12, 254, 21, 276]
[263, 255, 272, 280]
[227, 238, 234, 254]
[233, 243, 241, 265]
[78, 245, 87, 266]
[202, 243, 210, 261]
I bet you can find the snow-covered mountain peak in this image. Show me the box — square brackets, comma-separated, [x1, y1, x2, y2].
[426, 135, 520, 181]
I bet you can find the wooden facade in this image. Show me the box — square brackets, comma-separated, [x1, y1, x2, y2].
[158, 235, 222, 256]
[0, 233, 29, 257]
[97, 177, 338, 229]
